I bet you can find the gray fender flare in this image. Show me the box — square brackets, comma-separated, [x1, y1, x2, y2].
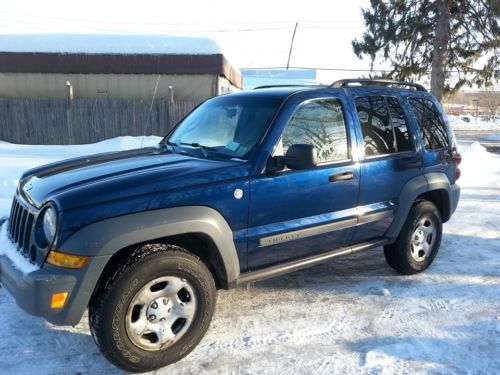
[425, 172, 455, 221]
[60, 206, 240, 282]
[385, 173, 451, 239]
[56, 206, 240, 325]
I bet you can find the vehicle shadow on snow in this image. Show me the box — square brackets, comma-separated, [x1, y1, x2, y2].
[252, 233, 499, 300]
[343, 319, 500, 371]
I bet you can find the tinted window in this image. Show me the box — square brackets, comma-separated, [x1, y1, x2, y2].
[408, 97, 449, 149]
[276, 99, 348, 163]
[387, 97, 412, 152]
[355, 96, 413, 155]
[355, 96, 395, 155]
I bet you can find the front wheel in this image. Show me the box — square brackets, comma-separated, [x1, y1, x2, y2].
[89, 244, 216, 373]
[384, 201, 442, 274]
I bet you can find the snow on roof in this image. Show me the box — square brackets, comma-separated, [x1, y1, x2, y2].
[0, 33, 222, 55]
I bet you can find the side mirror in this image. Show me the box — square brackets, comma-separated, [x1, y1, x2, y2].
[272, 144, 318, 171]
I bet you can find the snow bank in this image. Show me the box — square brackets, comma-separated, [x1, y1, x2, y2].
[0, 222, 38, 273]
[457, 141, 497, 187]
[0, 136, 161, 218]
[0, 34, 222, 55]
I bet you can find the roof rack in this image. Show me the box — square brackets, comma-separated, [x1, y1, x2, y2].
[331, 79, 426, 92]
[253, 84, 324, 90]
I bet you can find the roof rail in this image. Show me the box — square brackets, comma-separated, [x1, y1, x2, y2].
[331, 79, 426, 92]
[253, 84, 324, 90]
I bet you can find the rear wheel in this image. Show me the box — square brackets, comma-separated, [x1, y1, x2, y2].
[89, 244, 216, 373]
[384, 201, 442, 274]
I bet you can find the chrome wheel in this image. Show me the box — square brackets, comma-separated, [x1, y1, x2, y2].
[125, 276, 197, 351]
[410, 216, 436, 262]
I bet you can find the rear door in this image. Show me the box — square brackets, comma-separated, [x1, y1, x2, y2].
[247, 96, 360, 269]
[349, 92, 423, 244]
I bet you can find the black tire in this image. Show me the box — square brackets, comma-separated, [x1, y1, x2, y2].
[89, 244, 216, 373]
[384, 200, 442, 274]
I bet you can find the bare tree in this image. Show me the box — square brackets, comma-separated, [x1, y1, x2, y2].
[477, 85, 500, 120]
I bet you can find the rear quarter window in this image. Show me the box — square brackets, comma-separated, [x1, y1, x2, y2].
[408, 97, 450, 150]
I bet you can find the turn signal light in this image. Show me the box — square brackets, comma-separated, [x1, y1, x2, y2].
[51, 292, 68, 309]
[46, 250, 89, 269]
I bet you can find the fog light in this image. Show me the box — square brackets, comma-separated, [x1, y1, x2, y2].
[46, 250, 89, 269]
[51, 292, 68, 309]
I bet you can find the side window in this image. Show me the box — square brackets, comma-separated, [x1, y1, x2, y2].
[355, 95, 413, 156]
[277, 99, 349, 163]
[408, 97, 450, 149]
[387, 97, 412, 152]
[355, 96, 394, 155]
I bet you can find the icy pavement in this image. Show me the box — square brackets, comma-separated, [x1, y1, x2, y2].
[0, 139, 499, 374]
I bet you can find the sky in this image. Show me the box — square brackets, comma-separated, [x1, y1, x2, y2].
[0, 0, 383, 84]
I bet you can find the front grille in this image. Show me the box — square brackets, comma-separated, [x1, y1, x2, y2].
[8, 196, 35, 259]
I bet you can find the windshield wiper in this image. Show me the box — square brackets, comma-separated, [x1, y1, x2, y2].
[179, 142, 216, 150]
[178, 142, 217, 158]
[161, 140, 178, 152]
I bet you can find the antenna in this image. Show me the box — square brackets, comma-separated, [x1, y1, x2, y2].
[140, 75, 161, 148]
[286, 22, 298, 70]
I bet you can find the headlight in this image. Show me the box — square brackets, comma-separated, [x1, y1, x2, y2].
[42, 206, 58, 245]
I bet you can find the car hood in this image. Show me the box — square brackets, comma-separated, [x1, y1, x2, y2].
[19, 147, 248, 209]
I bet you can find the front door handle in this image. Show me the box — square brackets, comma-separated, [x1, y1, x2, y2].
[329, 171, 354, 182]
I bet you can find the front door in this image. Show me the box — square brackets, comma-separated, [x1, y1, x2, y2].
[247, 97, 360, 270]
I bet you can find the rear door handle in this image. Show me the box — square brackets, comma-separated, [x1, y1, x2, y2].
[329, 171, 354, 182]
[401, 156, 422, 169]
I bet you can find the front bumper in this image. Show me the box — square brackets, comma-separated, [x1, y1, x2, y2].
[0, 253, 77, 322]
[0, 249, 111, 326]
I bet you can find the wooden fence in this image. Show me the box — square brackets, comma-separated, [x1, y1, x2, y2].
[0, 98, 200, 145]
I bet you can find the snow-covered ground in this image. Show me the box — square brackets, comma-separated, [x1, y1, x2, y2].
[448, 115, 500, 131]
[0, 137, 499, 374]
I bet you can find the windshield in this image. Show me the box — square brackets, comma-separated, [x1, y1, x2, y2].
[167, 95, 283, 160]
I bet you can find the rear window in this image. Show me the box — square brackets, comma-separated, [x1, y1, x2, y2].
[408, 97, 450, 149]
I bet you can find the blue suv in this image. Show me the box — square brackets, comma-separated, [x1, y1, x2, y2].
[1, 79, 461, 372]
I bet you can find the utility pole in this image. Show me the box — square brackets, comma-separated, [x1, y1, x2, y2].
[286, 22, 298, 70]
[472, 99, 479, 121]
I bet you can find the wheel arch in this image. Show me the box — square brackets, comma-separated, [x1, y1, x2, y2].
[56, 206, 240, 325]
[385, 173, 453, 239]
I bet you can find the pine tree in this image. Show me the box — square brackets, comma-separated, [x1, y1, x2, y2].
[352, 0, 499, 101]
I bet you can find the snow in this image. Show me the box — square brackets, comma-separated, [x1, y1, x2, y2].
[0, 34, 222, 55]
[448, 114, 500, 131]
[0, 222, 38, 273]
[0, 139, 499, 374]
[0, 136, 161, 219]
